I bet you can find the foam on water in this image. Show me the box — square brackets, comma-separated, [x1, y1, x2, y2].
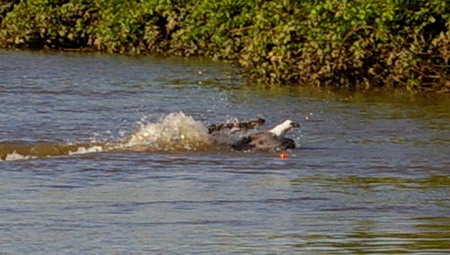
[0, 112, 216, 161]
[67, 145, 104, 155]
[3, 151, 36, 161]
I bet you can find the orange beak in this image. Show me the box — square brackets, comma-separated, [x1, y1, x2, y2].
[279, 152, 288, 159]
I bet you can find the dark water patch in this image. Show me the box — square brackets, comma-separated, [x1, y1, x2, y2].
[290, 175, 450, 191]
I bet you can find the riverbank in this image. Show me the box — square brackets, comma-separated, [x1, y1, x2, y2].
[1, 0, 449, 92]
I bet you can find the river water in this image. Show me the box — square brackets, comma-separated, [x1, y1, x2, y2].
[0, 50, 449, 254]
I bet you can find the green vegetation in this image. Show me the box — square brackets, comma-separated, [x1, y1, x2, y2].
[1, 0, 449, 92]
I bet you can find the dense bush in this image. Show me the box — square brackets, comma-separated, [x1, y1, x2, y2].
[1, 0, 449, 92]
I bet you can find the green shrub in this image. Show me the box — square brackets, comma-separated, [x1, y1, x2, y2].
[1, 0, 449, 92]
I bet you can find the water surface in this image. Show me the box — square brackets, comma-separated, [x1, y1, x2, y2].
[0, 50, 449, 254]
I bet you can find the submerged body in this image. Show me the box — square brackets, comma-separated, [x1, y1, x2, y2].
[232, 120, 300, 151]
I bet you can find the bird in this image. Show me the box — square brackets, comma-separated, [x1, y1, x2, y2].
[231, 119, 300, 151]
[207, 117, 265, 134]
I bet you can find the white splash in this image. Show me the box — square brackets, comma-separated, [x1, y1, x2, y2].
[4, 151, 36, 161]
[0, 112, 222, 162]
[122, 111, 213, 151]
[68, 145, 104, 155]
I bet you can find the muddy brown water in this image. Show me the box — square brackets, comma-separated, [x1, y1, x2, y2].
[1, 50, 449, 254]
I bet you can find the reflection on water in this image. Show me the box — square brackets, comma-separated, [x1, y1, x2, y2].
[276, 216, 450, 253]
[0, 50, 449, 254]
